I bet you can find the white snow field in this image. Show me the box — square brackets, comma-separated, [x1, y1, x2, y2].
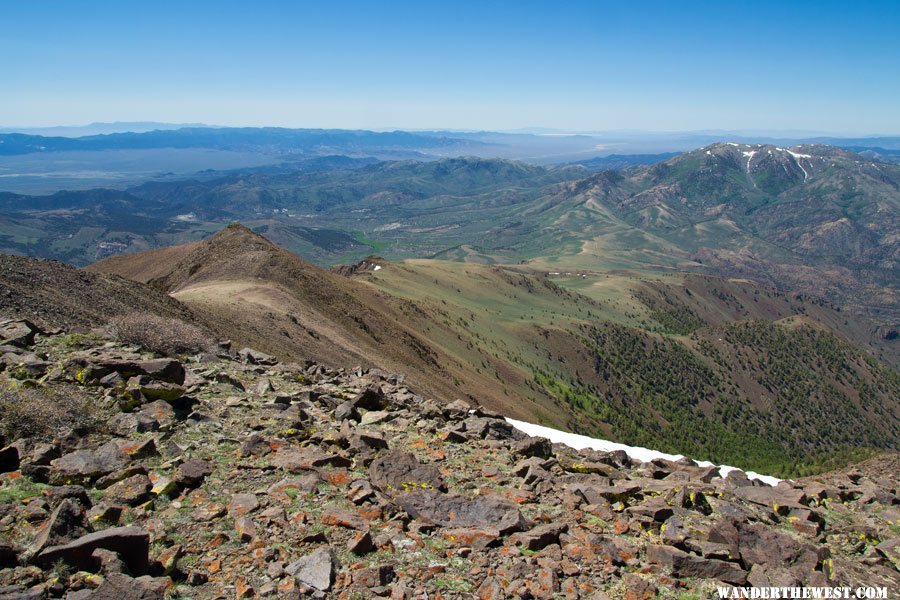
[505, 417, 782, 486]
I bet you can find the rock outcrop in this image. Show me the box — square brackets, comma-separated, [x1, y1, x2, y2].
[0, 323, 897, 598]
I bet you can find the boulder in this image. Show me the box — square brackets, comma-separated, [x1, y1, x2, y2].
[352, 564, 394, 588]
[334, 401, 360, 423]
[80, 573, 169, 599]
[238, 347, 277, 365]
[623, 573, 657, 600]
[707, 517, 823, 580]
[85, 358, 186, 385]
[321, 505, 368, 530]
[50, 441, 130, 482]
[228, 493, 260, 517]
[0, 319, 39, 347]
[399, 490, 531, 534]
[442, 399, 471, 420]
[347, 531, 375, 555]
[34, 526, 150, 575]
[646, 544, 747, 585]
[27, 498, 88, 558]
[239, 434, 271, 457]
[352, 384, 387, 410]
[271, 447, 352, 472]
[513, 436, 553, 459]
[510, 522, 567, 550]
[570, 482, 641, 504]
[359, 410, 391, 426]
[0, 445, 19, 473]
[103, 474, 151, 506]
[133, 381, 185, 402]
[458, 416, 518, 440]
[173, 459, 213, 487]
[369, 451, 446, 495]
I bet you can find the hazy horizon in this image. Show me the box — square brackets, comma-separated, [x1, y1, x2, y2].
[2, 121, 898, 139]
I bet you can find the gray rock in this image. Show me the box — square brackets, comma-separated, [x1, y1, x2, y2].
[286, 547, 337, 591]
[399, 490, 531, 534]
[0, 319, 38, 347]
[334, 401, 360, 422]
[271, 447, 351, 472]
[103, 474, 151, 506]
[50, 441, 129, 482]
[238, 347, 277, 365]
[359, 410, 391, 426]
[173, 459, 213, 487]
[513, 436, 553, 459]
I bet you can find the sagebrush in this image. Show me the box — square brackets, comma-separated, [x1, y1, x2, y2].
[110, 313, 215, 356]
[0, 384, 100, 442]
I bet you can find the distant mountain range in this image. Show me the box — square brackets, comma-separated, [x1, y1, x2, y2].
[0, 121, 212, 137]
[0, 127, 481, 157]
[3, 126, 900, 194]
[1, 143, 895, 324]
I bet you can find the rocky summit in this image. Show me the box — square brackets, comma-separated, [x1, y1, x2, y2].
[0, 319, 897, 599]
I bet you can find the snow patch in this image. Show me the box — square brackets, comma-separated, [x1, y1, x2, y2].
[741, 150, 757, 185]
[787, 150, 811, 181]
[505, 417, 781, 486]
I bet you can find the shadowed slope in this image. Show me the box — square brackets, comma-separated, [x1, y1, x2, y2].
[0, 253, 199, 332]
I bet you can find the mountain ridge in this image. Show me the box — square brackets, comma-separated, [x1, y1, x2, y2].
[88, 225, 899, 477]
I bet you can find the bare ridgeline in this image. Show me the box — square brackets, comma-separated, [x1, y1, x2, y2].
[0, 269, 898, 596]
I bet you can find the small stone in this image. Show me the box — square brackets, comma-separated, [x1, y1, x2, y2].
[623, 573, 657, 600]
[235, 517, 256, 542]
[347, 531, 375, 555]
[173, 459, 213, 487]
[103, 474, 151, 506]
[360, 411, 391, 426]
[321, 505, 367, 530]
[228, 493, 260, 517]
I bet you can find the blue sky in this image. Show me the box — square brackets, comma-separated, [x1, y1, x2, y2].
[2, 0, 898, 133]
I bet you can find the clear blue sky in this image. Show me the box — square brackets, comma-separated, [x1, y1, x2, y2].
[2, 0, 898, 133]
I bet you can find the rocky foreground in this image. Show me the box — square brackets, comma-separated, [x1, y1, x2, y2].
[0, 319, 897, 598]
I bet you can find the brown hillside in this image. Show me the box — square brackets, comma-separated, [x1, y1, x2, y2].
[0, 253, 198, 331]
[89, 224, 545, 419]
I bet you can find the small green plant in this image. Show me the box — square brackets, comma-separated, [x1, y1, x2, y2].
[0, 478, 49, 504]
